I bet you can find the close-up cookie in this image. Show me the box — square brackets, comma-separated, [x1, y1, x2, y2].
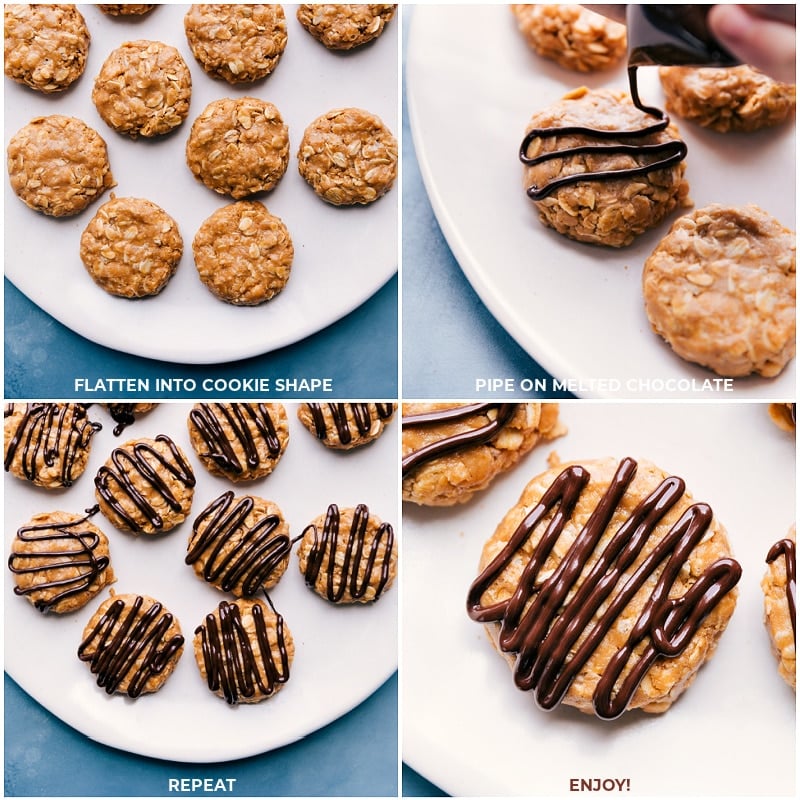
[4, 402, 101, 489]
[79, 196, 184, 298]
[92, 40, 192, 138]
[510, 4, 626, 72]
[659, 65, 796, 133]
[194, 597, 293, 704]
[297, 402, 396, 450]
[296, 4, 396, 50]
[762, 527, 796, 691]
[467, 456, 742, 718]
[297, 503, 396, 603]
[101, 402, 158, 436]
[642, 204, 796, 378]
[184, 4, 288, 83]
[4, 4, 90, 93]
[520, 87, 690, 247]
[94, 434, 196, 535]
[187, 492, 292, 597]
[187, 402, 289, 481]
[298, 107, 398, 205]
[9, 509, 115, 614]
[185, 96, 289, 199]
[192, 201, 293, 305]
[768, 403, 796, 433]
[98, 4, 156, 15]
[78, 592, 185, 698]
[402, 403, 564, 507]
[7, 115, 115, 217]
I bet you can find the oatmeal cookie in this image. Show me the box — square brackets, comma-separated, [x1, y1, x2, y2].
[642, 204, 796, 378]
[98, 5, 156, 15]
[192, 201, 293, 305]
[402, 403, 564, 507]
[4, 403, 100, 489]
[659, 65, 796, 133]
[468, 456, 741, 718]
[510, 4, 626, 72]
[297, 503, 396, 603]
[296, 4, 395, 50]
[298, 107, 397, 205]
[769, 403, 796, 433]
[185, 96, 289, 198]
[92, 40, 192, 138]
[184, 4, 288, 83]
[520, 87, 690, 247]
[7, 115, 115, 217]
[78, 592, 184, 697]
[762, 527, 796, 691]
[80, 196, 183, 298]
[101, 402, 158, 436]
[94, 434, 196, 535]
[194, 597, 293, 704]
[297, 402, 396, 450]
[9, 508, 115, 614]
[4, 4, 90, 93]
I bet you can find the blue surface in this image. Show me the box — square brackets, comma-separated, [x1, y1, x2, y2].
[402, 765, 449, 797]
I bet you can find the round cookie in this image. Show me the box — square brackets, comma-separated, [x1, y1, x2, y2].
[297, 402, 396, 450]
[296, 4, 396, 50]
[80, 196, 183, 298]
[184, 4, 288, 83]
[7, 115, 115, 217]
[98, 5, 156, 15]
[194, 597, 293, 704]
[467, 456, 742, 719]
[402, 403, 564, 507]
[297, 107, 398, 205]
[187, 402, 289, 481]
[4, 4, 90, 93]
[102, 402, 158, 436]
[4, 403, 101, 489]
[185, 96, 289, 199]
[768, 403, 796, 434]
[659, 65, 796, 133]
[94, 434, 196, 535]
[192, 201, 293, 305]
[187, 492, 292, 597]
[297, 503, 396, 603]
[78, 592, 185, 698]
[92, 40, 192, 139]
[9, 509, 115, 614]
[762, 527, 796, 691]
[642, 204, 796, 378]
[520, 87, 690, 247]
[510, 4, 626, 72]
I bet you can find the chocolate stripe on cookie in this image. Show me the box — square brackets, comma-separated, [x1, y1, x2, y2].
[767, 537, 797, 640]
[308, 402, 394, 444]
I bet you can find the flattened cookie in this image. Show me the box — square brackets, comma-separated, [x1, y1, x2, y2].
[78, 592, 184, 697]
[296, 4, 396, 50]
[194, 597, 293, 704]
[94, 435, 196, 535]
[92, 40, 192, 138]
[298, 107, 397, 205]
[297, 504, 396, 603]
[467, 456, 741, 718]
[769, 403, 796, 433]
[9, 508, 115, 614]
[762, 527, 796, 691]
[4, 403, 101, 489]
[643, 204, 796, 377]
[185, 97, 289, 199]
[510, 4, 626, 72]
[184, 4, 288, 83]
[7, 115, 115, 217]
[297, 402, 396, 449]
[102, 402, 158, 436]
[98, 4, 156, 15]
[4, 4, 90, 93]
[80, 196, 183, 298]
[402, 403, 564, 507]
[192, 201, 293, 305]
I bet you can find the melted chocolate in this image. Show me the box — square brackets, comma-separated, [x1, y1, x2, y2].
[307, 403, 394, 445]
[467, 457, 741, 720]
[767, 538, 796, 640]
[106, 404, 138, 436]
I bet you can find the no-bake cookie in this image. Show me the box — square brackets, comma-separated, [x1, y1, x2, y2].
[769, 403, 796, 433]
[297, 402, 396, 449]
[98, 4, 156, 15]
[296, 4, 395, 50]
[102, 403, 158, 436]
[762, 527, 796, 691]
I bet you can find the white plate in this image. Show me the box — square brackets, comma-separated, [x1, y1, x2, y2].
[3, 4, 398, 364]
[403, 402, 795, 797]
[406, 5, 796, 399]
[4, 402, 398, 763]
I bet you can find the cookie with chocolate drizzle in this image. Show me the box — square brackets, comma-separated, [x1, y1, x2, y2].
[297, 402, 396, 450]
[762, 526, 796, 691]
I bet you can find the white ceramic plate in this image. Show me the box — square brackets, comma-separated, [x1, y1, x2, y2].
[4, 402, 398, 763]
[403, 402, 795, 797]
[3, 4, 398, 364]
[406, 5, 796, 399]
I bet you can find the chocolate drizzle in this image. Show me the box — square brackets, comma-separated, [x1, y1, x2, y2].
[467, 457, 741, 720]
[106, 404, 138, 436]
[767, 538, 796, 641]
[307, 402, 394, 445]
